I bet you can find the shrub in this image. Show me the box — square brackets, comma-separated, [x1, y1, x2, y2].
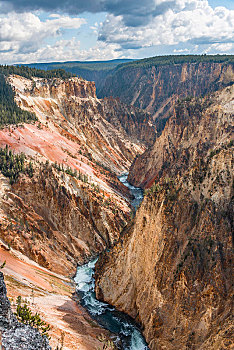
[15, 296, 51, 338]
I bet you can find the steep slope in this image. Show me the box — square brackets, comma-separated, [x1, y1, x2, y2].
[0, 271, 51, 349]
[0, 72, 155, 275]
[0, 245, 113, 350]
[128, 85, 233, 188]
[8, 74, 152, 174]
[0, 70, 153, 349]
[99, 55, 234, 132]
[0, 166, 129, 275]
[95, 85, 234, 350]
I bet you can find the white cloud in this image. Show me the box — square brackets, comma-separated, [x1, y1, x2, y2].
[205, 42, 233, 53]
[0, 12, 86, 62]
[98, 1, 234, 52]
[173, 48, 190, 52]
[0, 0, 233, 64]
[0, 35, 122, 64]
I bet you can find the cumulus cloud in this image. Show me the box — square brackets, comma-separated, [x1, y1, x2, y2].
[0, 33, 122, 64]
[98, 2, 234, 51]
[0, 12, 86, 60]
[206, 42, 233, 53]
[0, 0, 233, 63]
[0, 0, 204, 26]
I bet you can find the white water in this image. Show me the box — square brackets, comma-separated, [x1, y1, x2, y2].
[74, 173, 148, 349]
[74, 259, 148, 349]
[118, 174, 143, 210]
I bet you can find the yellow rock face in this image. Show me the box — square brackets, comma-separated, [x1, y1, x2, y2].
[95, 85, 234, 350]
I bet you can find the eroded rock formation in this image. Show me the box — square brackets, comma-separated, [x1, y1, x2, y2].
[100, 60, 233, 133]
[0, 74, 154, 275]
[128, 85, 234, 188]
[95, 85, 234, 349]
[0, 166, 130, 275]
[9, 74, 154, 173]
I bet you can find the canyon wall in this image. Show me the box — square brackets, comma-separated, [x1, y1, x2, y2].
[95, 85, 234, 349]
[0, 166, 129, 275]
[100, 60, 233, 132]
[0, 74, 154, 275]
[128, 85, 234, 188]
[10, 75, 154, 174]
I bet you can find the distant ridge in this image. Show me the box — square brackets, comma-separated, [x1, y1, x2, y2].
[113, 54, 234, 71]
[98, 54, 234, 132]
[23, 59, 134, 71]
[20, 59, 134, 90]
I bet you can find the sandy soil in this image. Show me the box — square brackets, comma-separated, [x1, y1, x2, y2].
[0, 246, 110, 350]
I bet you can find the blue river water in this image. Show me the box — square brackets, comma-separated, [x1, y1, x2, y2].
[118, 174, 143, 210]
[74, 174, 148, 349]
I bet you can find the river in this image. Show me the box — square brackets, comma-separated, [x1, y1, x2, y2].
[74, 174, 148, 349]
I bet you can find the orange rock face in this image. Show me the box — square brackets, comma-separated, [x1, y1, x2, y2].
[128, 85, 234, 189]
[0, 74, 154, 275]
[95, 85, 234, 350]
[100, 61, 234, 133]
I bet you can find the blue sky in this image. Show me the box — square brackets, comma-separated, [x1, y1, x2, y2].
[0, 0, 233, 64]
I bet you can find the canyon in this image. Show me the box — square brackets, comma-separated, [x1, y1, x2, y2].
[0, 56, 233, 350]
[95, 84, 234, 349]
[99, 57, 234, 133]
[0, 74, 155, 273]
[0, 71, 153, 349]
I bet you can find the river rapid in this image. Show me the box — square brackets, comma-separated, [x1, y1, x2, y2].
[74, 174, 148, 349]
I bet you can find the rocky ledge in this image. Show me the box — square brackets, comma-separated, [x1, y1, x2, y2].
[0, 272, 51, 350]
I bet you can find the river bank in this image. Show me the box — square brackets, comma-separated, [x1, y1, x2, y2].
[74, 174, 148, 350]
[0, 245, 110, 350]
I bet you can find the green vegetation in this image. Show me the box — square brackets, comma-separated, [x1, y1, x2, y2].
[208, 140, 233, 159]
[144, 182, 161, 196]
[56, 331, 65, 350]
[0, 72, 37, 126]
[0, 65, 74, 80]
[0, 146, 34, 184]
[15, 296, 51, 338]
[26, 59, 133, 73]
[0, 260, 6, 269]
[0, 64, 75, 126]
[175, 95, 213, 124]
[175, 235, 216, 277]
[23, 59, 133, 90]
[145, 177, 177, 198]
[116, 54, 234, 71]
[52, 161, 90, 182]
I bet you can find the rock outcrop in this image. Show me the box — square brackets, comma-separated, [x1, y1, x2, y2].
[95, 85, 234, 349]
[9, 74, 154, 174]
[0, 74, 154, 275]
[100, 58, 234, 133]
[0, 163, 130, 275]
[0, 272, 51, 350]
[128, 85, 234, 188]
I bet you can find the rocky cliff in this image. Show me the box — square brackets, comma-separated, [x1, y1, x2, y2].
[0, 271, 51, 349]
[100, 58, 233, 133]
[0, 74, 154, 276]
[9, 74, 154, 174]
[95, 85, 234, 349]
[129, 85, 234, 188]
[0, 165, 130, 275]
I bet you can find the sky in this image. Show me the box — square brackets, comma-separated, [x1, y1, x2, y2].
[0, 0, 233, 64]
